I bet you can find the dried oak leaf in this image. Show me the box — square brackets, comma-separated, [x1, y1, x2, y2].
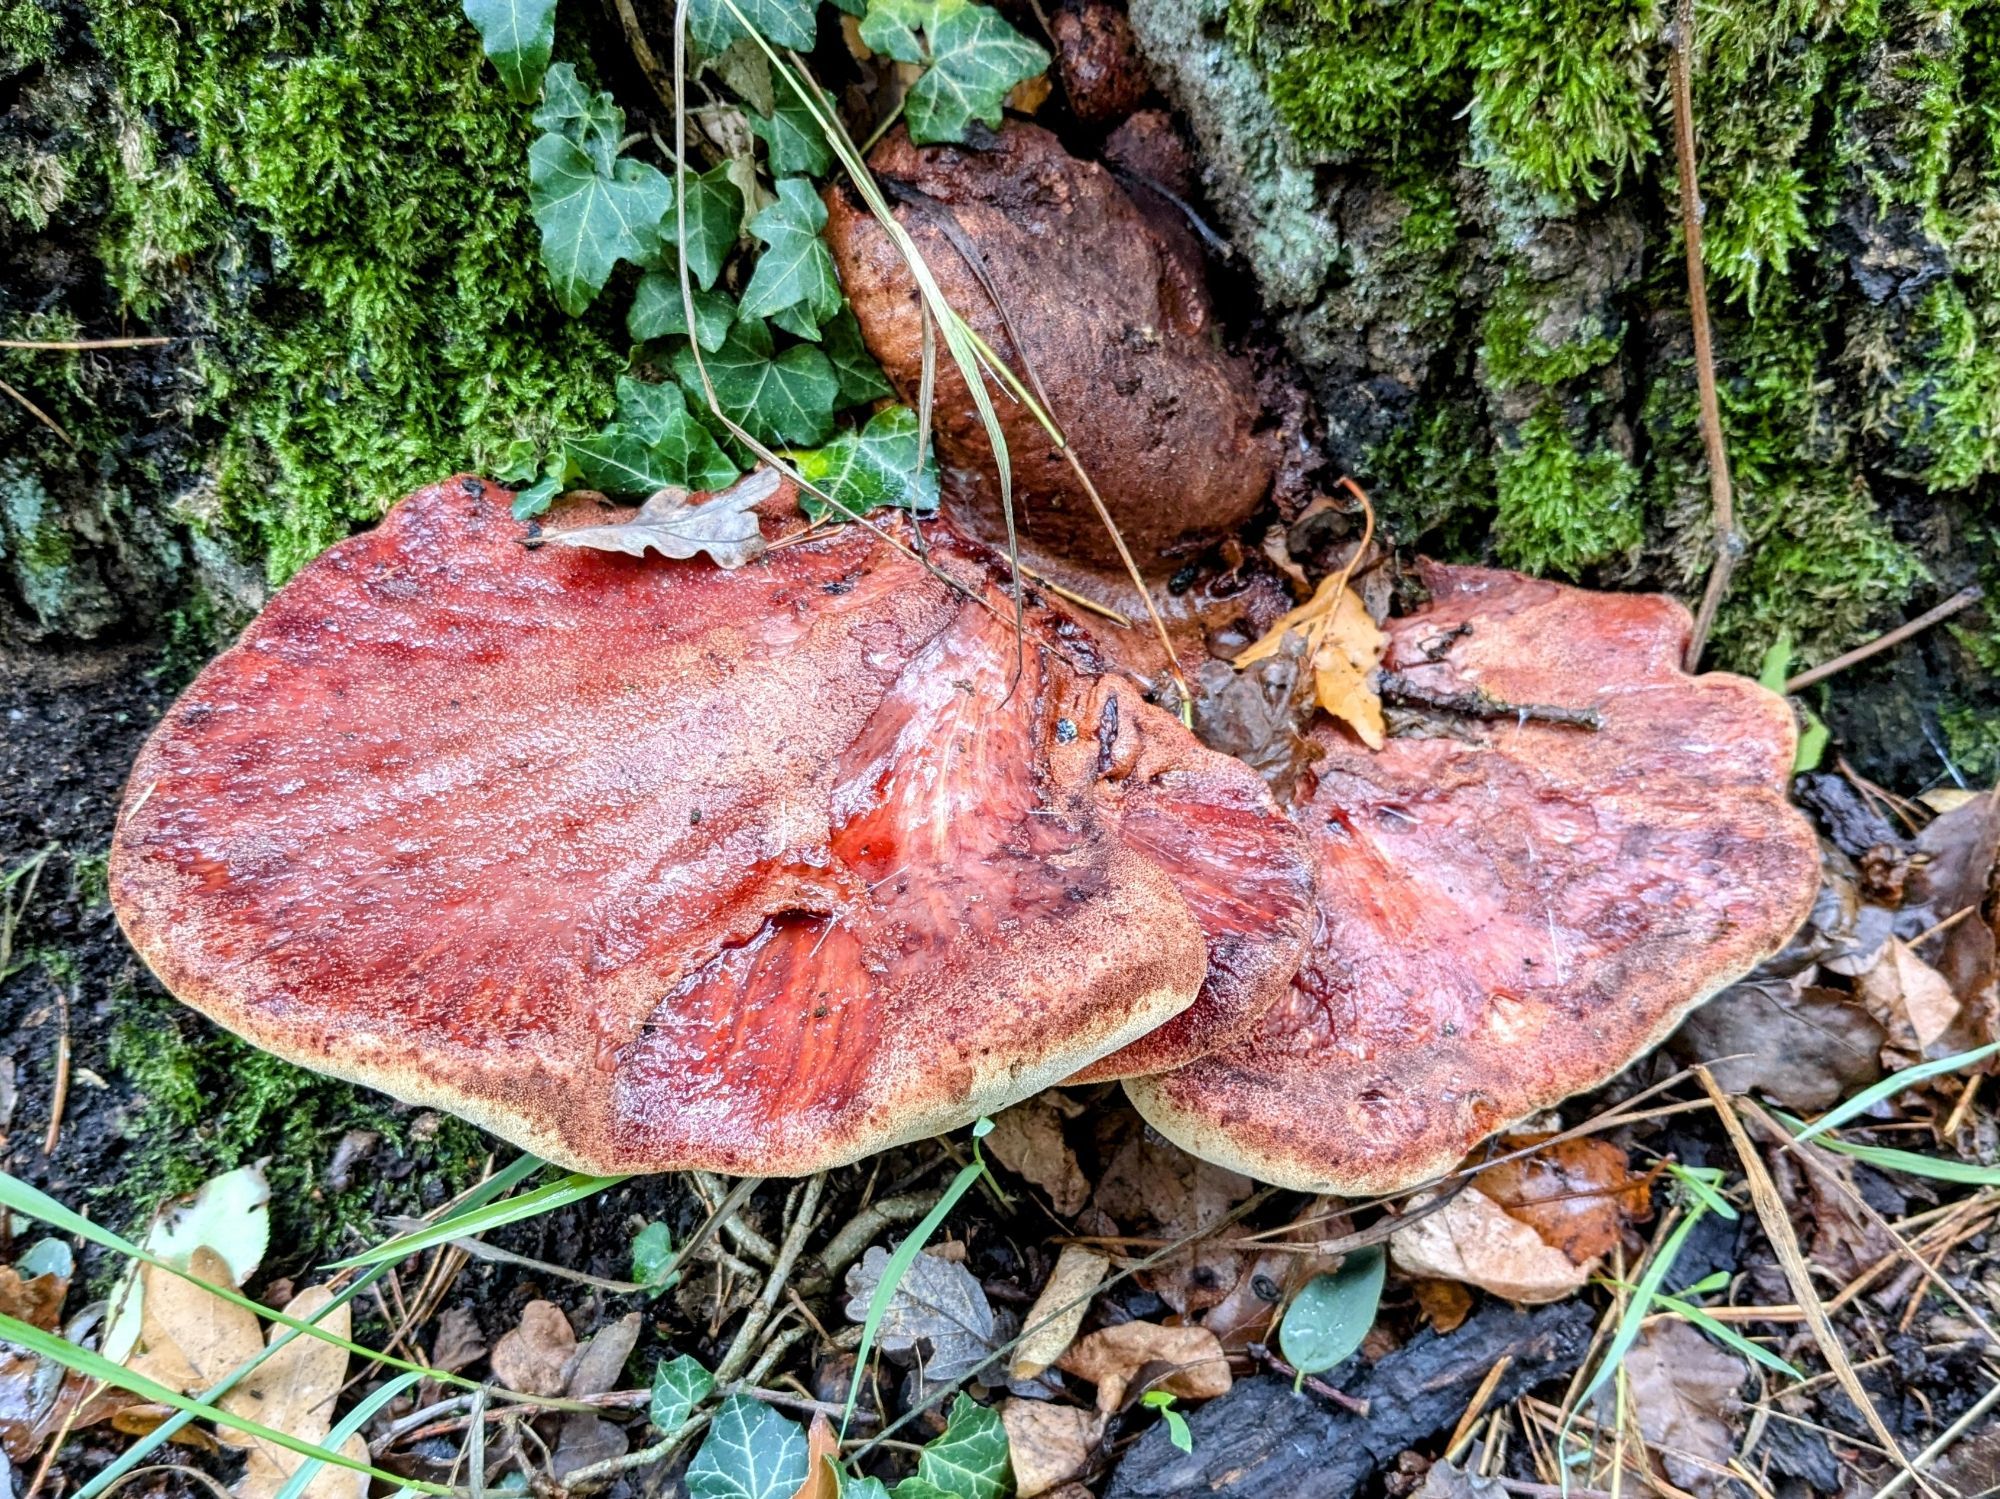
[1609, 1319, 1747, 1495]
[221, 1286, 367, 1499]
[1855, 937, 1961, 1064]
[1672, 977, 1885, 1112]
[1475, 1137, 1650, 1267]
[1000, 1399, 1103, 1498]
[542, 469, 777, 567]
[1235, 577, 1386, 750]
[1056, 1321, 1230, 1411]
[1091, 1126, 1253, 1315]
[844, 1246, 1000, 1384]
[1013, 1245, 1110, 1379]
[124, 1246, 264, 1397]
[1388, 1188, 1592, 1304]
[987, 1095, 1091, 1216]
[490, 1299, 576, 1398]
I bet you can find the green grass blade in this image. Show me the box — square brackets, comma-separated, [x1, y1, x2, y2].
[1792, 1133, 2000, 1185]
[0, 1170, 463, 1389]
[841, 1152, 988, 1434]
[273, 1369, 426, 1499]
[1790, 1042, 1999, 1144]
[1652, 1295, 1804, 1380]
[0, 1312, 452, 1495]
[328, 1171, 626, 1266]
[76, 1154, 543, 1499]
[1575, 1205, 1707, 1410]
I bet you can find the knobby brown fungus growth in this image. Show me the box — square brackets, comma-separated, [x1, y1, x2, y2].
[107, 477, 1312, 1176]
[1125, 562, 1824, 1195]
[823, 123, 1277, 601]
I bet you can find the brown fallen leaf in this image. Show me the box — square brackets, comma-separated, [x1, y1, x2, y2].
[489, 1299, 576, 1398]
[1388, 1188, 1593, 1303]
[1235, 576, 1386, 749]
[1477, 1136, 1650, 1266]
[1673, 977, 1886, 1111]
[429, 1306, 486, 1375]
[222, 1285, 366, 1499]
[1856, 937, 1961, 1062]
[1611, 1319, 1748, 1494]
[1093, 1128, 1253, 1315]
[790, 1414, 841, 1499]
[544, 469, 778, 567]
[0, 1265, 67, 1333]
[1013, 1245, 1110, 1379]
[565, 1312, 641, 1398]
[125, 1246, 265, 1397]
[1411, 1278, 1475, 1335]
[1000, 1400, 1102, 1498]
[1057, 1321, 1231, 1411]
[987, 1095, 1091, 1216]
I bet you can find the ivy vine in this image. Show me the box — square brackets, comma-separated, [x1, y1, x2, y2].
[466, 0, 1050, 524]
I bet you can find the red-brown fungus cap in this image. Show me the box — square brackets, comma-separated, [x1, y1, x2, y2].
[1126, 562, 1823, 1194]
[109, 477, 1309, 1176]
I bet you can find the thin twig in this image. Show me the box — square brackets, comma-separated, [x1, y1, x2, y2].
[0, 377, 75, 447]
[1783, 586, 1983, 693]
[42, 981, 71, 1156]
[1670, 0, 1739, 672]
[0, 336, 175, 350]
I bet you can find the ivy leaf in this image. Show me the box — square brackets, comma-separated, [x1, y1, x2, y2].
[649, 1354, 715, 1431]
[631, 1222, 679, 1294]
[511, 472, 563, 521]
[823, 307, 895, 406]
[534, 63, 625, 174]
[860, 0, 1047, 145]
[768, 301, 825, 342]
[544, 468, 778, 567]
[749, 74, 832, 177]
[688, 0, 818, 59]
[565, 377, 741, 495]
[1278, 1246, 1385, 1375]
[740, 177, 844, 329]
[662, 162, 744, 290]
[905, 1395, 1010, 1499]
[529, 127, 673, 315]
[675, 317, 840, 447]
[795, 406, 938, 522]
[463, 0, 557, 101]
[630, 273, 737, 352]
[686, 1394, 809, 1499]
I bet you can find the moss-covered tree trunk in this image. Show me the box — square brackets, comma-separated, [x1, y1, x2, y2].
[2, 0, 1994, 783]
[1127, 0, 1999, 780]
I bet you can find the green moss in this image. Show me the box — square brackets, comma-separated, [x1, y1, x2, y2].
[1481, 267, 1623, 390]
[105, 985, 489, 1259]
[70, 852, 110, 909]
[0, 0, 55, 72]
[1491, 404, 1642, 576]
[1870, 281, 2000, 489]
[1941, 700, 2000, 781]
[1365, 396, 1495, 544]
[86, 0, 625, 585]
[1242, 0, 1654, 198]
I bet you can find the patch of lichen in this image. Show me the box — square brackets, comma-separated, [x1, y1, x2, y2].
[105, 983, 490, 1264]
[77, 0, 625, 587]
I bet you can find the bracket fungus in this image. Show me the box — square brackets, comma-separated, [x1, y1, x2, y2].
[1125, 563, 1823, 1194]
[108, 476, 1312, 1176]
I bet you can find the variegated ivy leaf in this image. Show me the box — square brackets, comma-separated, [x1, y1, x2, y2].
[528, 69, 673, 313]
[909, 1395, 1011, 1499]
[463, 0, 557, 101]
[673, 317, 839, 447]
[688, 0, 818, 60]
[629, 274, 736, 352]
[684, 1394, 808, 1499]
[795, 406, 938, 522]
[739, 177, 843, 329]
[858, 0, 1047, 144]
